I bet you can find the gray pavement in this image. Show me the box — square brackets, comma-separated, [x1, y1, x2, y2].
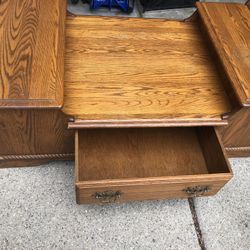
[0, 159, 249, 249]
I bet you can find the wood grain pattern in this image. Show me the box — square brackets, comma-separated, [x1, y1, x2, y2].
[0, 110, 74, 168]
[63, 16, 232, 126]
[197, 2, 250, 106]
[77, 128, 209, 181]
[75, 127, 232, 204]
[218, 108, 250, 157]
[198, 127, 231, 173]
[76, 176, 231, 204]
[68, 118, 228, 129]
[0, 0, 67, 108]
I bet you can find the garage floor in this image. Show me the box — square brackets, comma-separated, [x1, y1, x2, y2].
[1, 1, 249, 249]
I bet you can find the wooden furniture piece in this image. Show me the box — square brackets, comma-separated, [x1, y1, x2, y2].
[0, 0, 74, 167]
[0, 1, 249, 204]
[200, 2, 250, 157]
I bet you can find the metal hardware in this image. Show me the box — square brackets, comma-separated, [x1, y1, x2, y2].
[183, 185, 211, 197]
[68, 117, 75, 122]
[93, 190, 122, 203]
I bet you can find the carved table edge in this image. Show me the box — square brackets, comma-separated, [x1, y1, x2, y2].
[0, 153, 75, 161]
[225, 147, 250, 152]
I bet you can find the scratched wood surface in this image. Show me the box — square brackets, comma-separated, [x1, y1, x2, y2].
[0, 0, 66, 108]
[197, 2, 250, 106]
[63, 16, 232, 126]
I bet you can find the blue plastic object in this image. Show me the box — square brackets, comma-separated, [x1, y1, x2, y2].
[90, 0, 134, 13]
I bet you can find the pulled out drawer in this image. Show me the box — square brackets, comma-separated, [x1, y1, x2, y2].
[75, 127, 232, 204]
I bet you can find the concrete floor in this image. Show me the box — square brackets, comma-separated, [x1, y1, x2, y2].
[1, 1, 250, 249]
[0, 159, 250, 250]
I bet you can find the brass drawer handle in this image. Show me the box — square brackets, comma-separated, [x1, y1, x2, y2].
[93, 190, 122, 203]
[183, 185, 211, 197]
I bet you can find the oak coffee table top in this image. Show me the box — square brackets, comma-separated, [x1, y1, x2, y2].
[0, 0, 66, 108]
[63, 16, 233, 127]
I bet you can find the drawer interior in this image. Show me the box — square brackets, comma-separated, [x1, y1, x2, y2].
[76, 127, 231, 183]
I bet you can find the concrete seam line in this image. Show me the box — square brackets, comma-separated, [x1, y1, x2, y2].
[188, 198, 206, 250]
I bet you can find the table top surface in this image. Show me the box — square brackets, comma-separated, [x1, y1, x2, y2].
[197, 2, 250, 107]
[0, 0, 66, 108]
[63, 16, 232, 126]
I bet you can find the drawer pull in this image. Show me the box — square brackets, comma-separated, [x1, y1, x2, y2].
[93, 190, 122, 203]
[183, 185, 211, 197]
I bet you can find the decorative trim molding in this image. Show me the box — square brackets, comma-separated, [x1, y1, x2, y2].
[0, 153, 74, 161]
[225, 147, 250, 152]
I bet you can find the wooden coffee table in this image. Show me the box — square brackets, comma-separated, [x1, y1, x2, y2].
[0, 0, 249, 204]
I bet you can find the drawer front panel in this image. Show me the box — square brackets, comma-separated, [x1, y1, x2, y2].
[76, 177, 230, 204]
